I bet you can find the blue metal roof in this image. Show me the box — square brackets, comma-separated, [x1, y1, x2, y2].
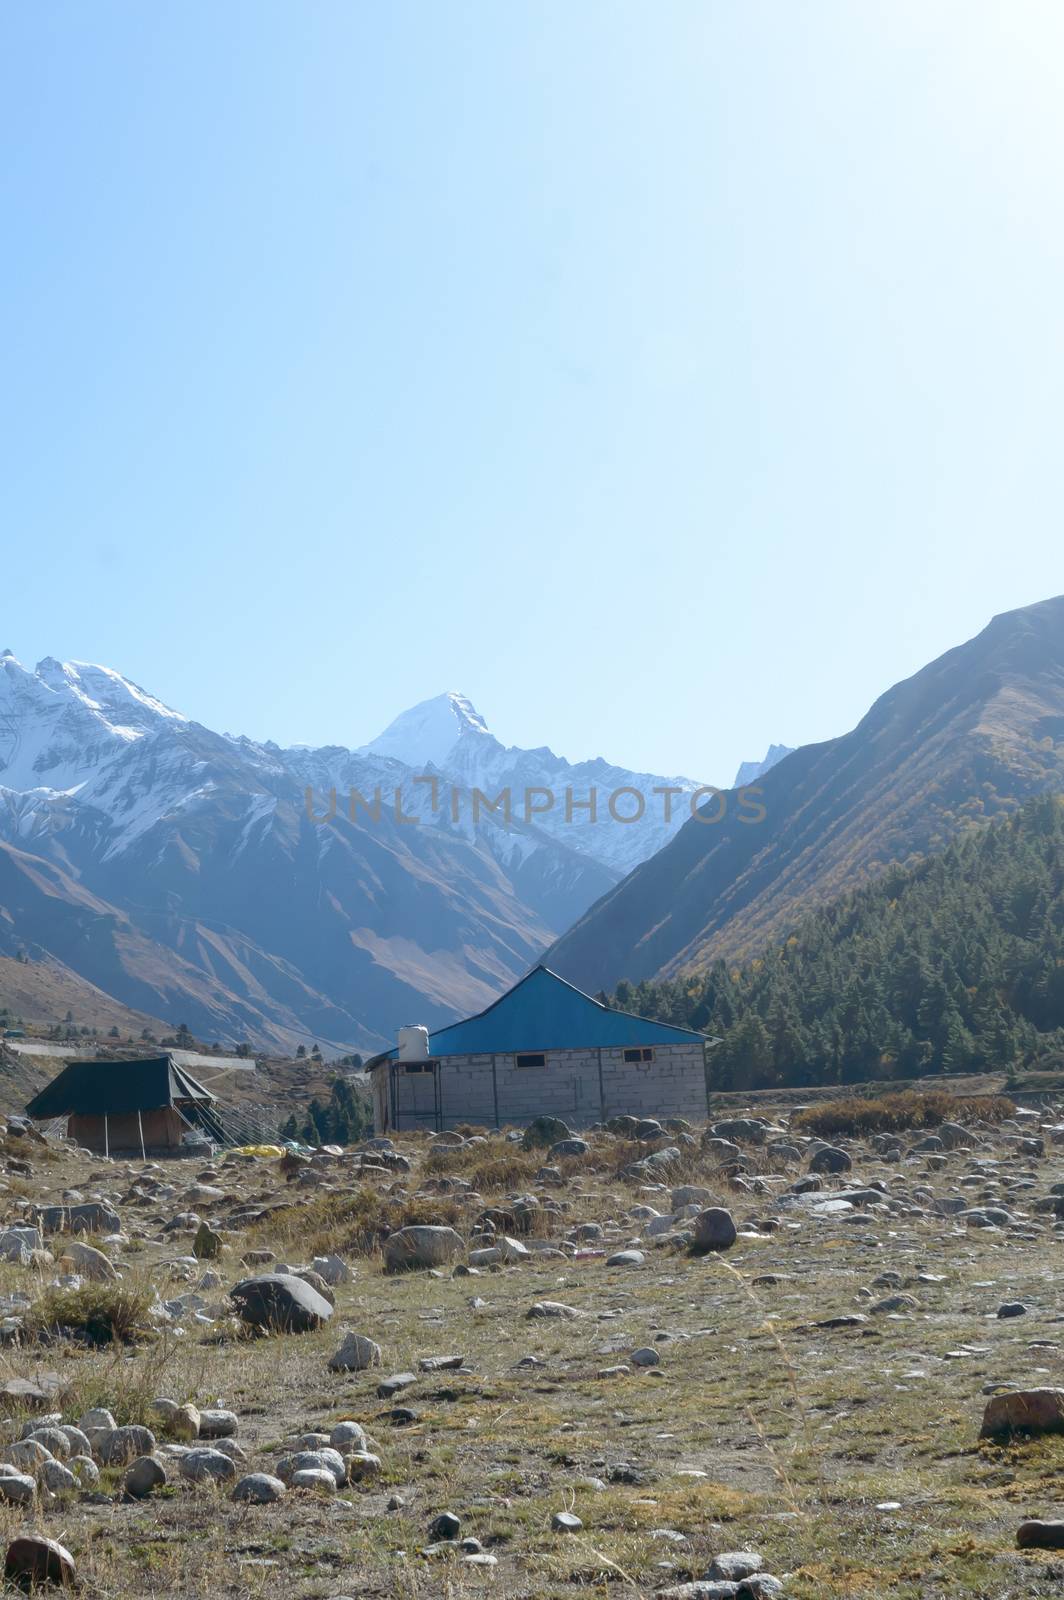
[377, 966, 707, 1060]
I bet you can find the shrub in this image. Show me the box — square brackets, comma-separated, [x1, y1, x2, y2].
[25, 1283, 154, 1347]
[790, 1090, 1014, 1140]
[249, 1185, 466, 1258]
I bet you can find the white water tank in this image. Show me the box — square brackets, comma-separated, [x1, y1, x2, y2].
[398, 1025, 430, 1062]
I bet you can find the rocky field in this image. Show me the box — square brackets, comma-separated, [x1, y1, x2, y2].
[2, 1101, 1064, 1596]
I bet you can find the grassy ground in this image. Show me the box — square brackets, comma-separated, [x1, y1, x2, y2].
[2, 1120, 1064, 1597]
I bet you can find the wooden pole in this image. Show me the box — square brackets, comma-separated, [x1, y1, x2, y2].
[137, 1109, 146, 1162]
[104, 1114, 110, 1160]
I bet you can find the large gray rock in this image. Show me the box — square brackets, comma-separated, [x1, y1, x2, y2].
[230, 1273, 333, 1333]
[180, 1448, 237, 1483]
[521, 1117, 573, 1151]
[383, 1226, 464, 1273]
[0, 1472, 36, 1506]
[277, 1448, 345, 1487]
[36, 1202, 121, 1236]
[808, 1145, 852, 1175]
[5, 1535, 75, 1586]
[232, 1472, 286, 1503]
[0, 1227, 42, 1263]
[981, 1388, 1064, 1439]
[57, 1239, 117, 1281]
[690, 1207, 738, 1254]
[711, 1119, 768, 1145]
[99, 1425, 157, 1466]
[124, 1455, 166, 1498]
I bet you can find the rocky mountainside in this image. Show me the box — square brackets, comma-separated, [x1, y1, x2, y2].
[0, 658, 703, 1053]
[732, 743, 793, 788]
[548, 596, 1064, 995]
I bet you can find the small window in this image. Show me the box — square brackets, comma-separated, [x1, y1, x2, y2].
[623, 1047, 655, 1064]
[515, 1052, 546, 1069]
[404, 1061, 433, 1074]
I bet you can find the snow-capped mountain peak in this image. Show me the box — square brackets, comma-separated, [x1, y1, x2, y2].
[0, 653, 188, 795]
[360, 691, 492, 769]
[34, 658, 187, 731]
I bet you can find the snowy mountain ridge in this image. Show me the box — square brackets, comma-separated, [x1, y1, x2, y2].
[0, 658, 766, 1051]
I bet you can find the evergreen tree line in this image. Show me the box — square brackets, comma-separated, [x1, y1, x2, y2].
[281, 1075, 370, 1145]
[614, 794, 1064, 1091]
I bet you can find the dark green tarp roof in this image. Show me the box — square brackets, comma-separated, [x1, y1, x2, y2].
[25, 1055, 215, 1119]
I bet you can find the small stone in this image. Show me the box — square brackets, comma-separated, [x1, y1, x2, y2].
[707, 1551, 763, 1581]
[328, 1332, 382, 1372]
[631, 1347, 660, 1367]
[997, 1302, 1028, 1319]
[345, 1451, 382, 1481]
[310, 1254, 352, 1285]
[377, 1372, 416, 1399]
[552, 1511, 582, 1532]
[606, 1249, 645, 1267]
[429, 1511, 461, 1541]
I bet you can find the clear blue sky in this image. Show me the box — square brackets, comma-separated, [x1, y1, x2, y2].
[3, 2, 1063, 784]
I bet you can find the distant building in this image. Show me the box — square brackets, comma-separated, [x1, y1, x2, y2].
[367, 965, 709, 1133]
[24, 1054, 220, 1156]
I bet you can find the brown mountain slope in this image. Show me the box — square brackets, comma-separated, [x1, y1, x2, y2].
[548, 595, 1064, 993]
[0, 953, 168, 1037]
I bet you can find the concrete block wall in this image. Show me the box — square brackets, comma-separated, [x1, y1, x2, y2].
[434, 1042, 706, 1130]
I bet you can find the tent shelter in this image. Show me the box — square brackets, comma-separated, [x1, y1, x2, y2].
[25, 1054, 219, 1157]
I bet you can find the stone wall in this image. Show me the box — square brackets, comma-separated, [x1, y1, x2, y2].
[375, 1042, 707, 1132]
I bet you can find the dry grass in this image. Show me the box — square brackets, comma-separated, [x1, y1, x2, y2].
[791, 1090, 1015, 1139]
[4, 1098, 1064, 1598]
[23, 1280, 155, 1346]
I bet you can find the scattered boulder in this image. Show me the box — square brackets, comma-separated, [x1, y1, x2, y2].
[5, 1535, 75, 1588]
[232, 1472, 286, 1503]
[36, 1202, 121, 1236]
[522, 1117, 573, 1151]
[981, 1388, 1064, 1439]
[230, 1273, 334, 1333]
[124, 1455, 166, 1498]
[329, 1331, 383, 1372]
[690, 1207, 738, 1254]
[0, 1473, 36, 1507]
[809, 1145, 852, 1175]
[57, 1239, 117, 1281]
[192, 1221, 222, 1260]
[99, 1425, 156, 1466]
[180, 1447, 237, 1483]
[383, 1227, 465, 1273]
[1017, 1519, 1064, 1549]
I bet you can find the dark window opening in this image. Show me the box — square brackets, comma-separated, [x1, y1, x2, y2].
[515, 1052, 546, 1068]
[623, 1047, 655, 1063]
[404, 1062, 434, 1074]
